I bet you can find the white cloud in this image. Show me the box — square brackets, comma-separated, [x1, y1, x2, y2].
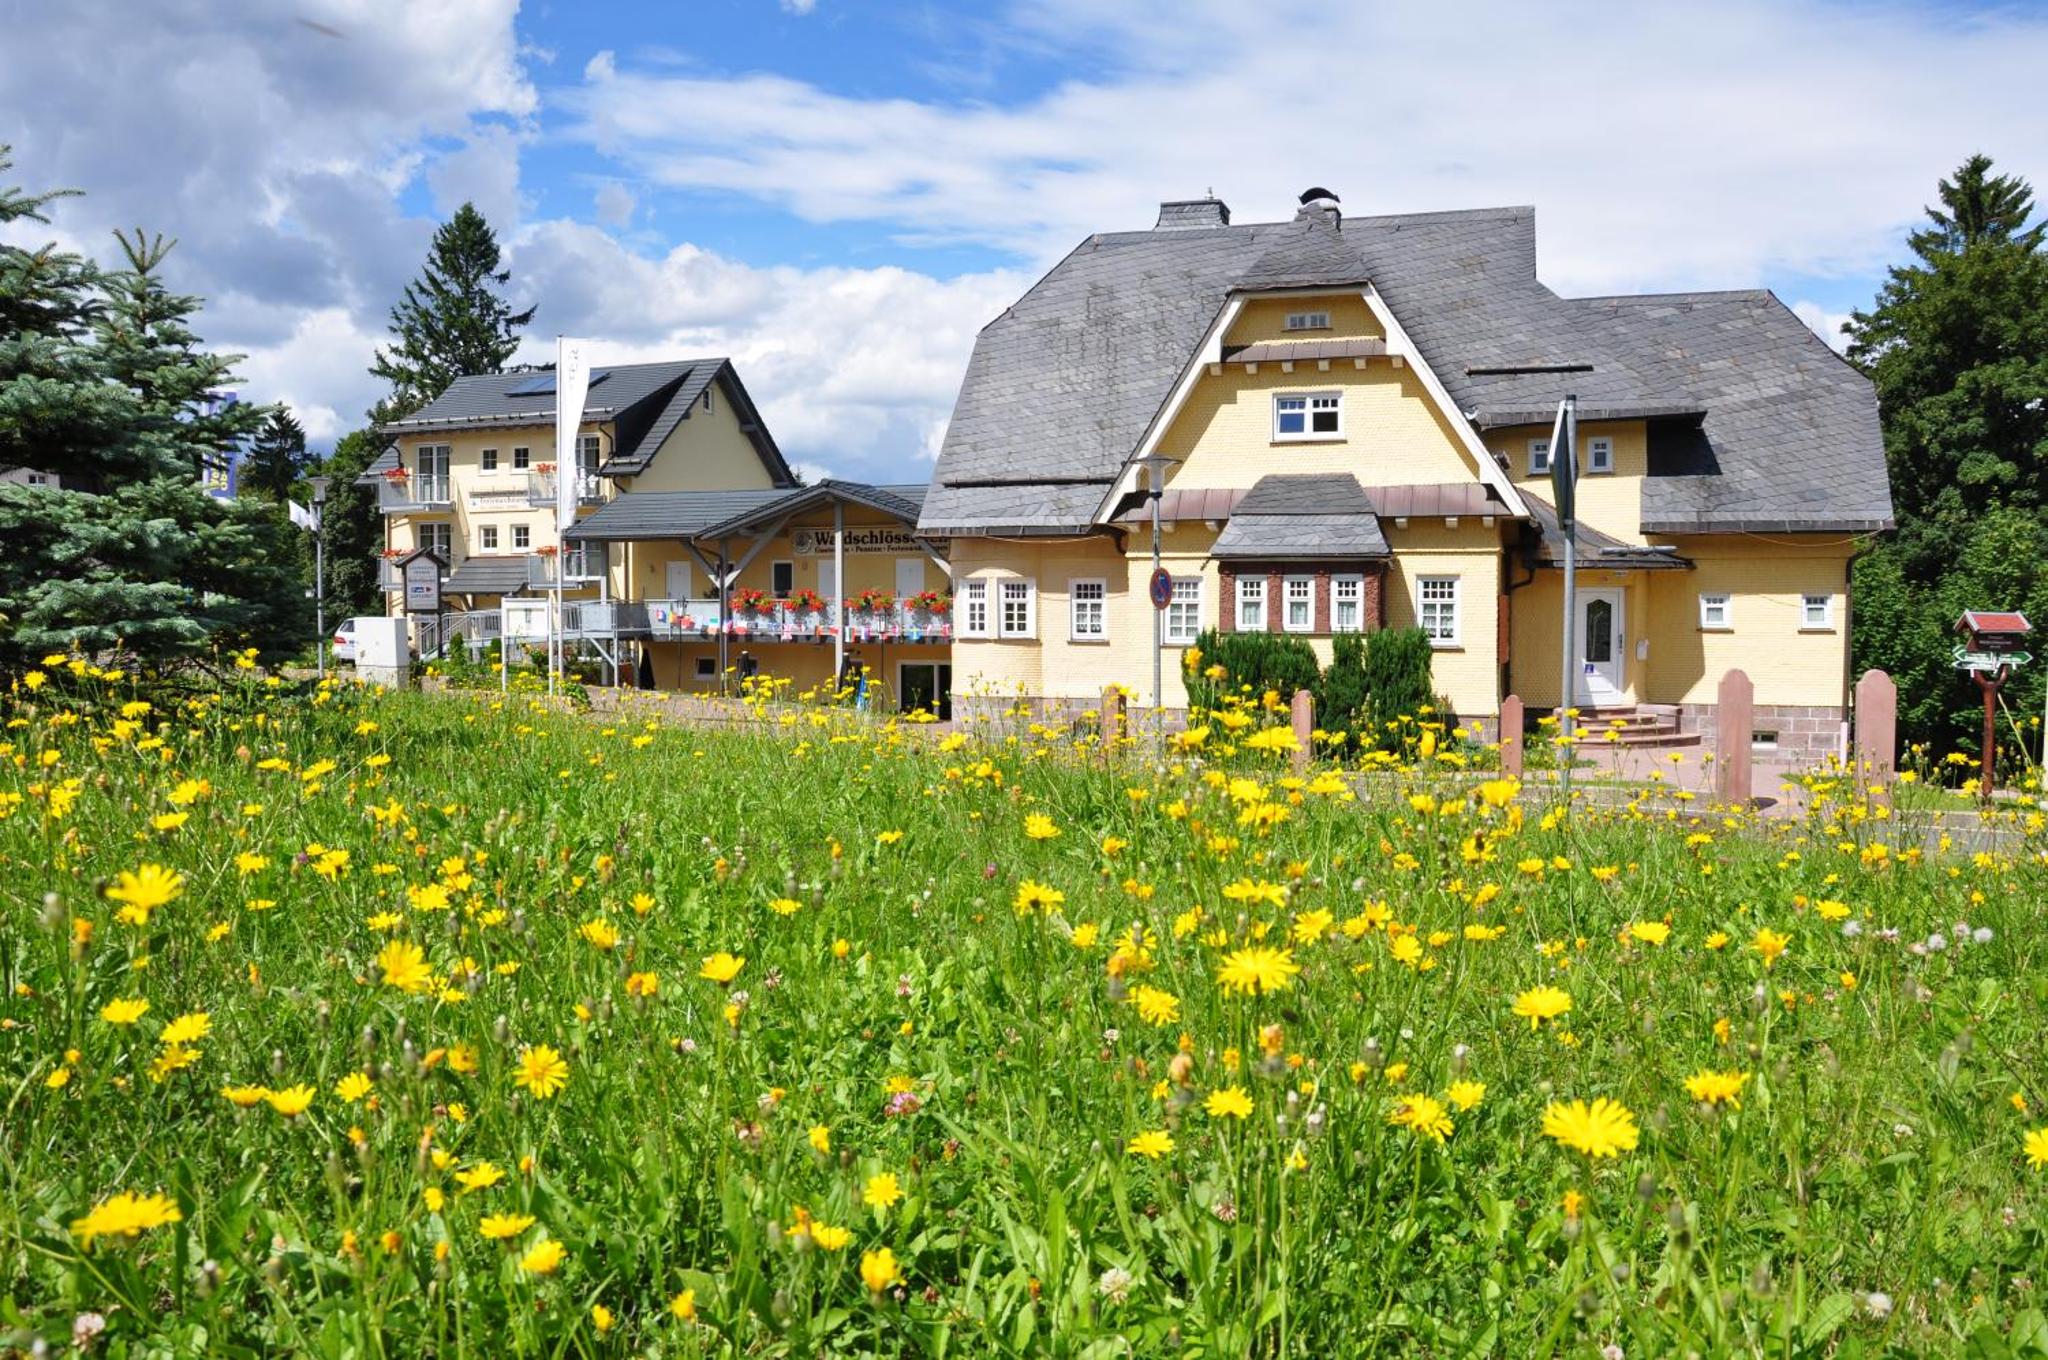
[1791, 300, 1855, 355]
[427, 124, 530, 230]
[564, 0, 2048, 291]
[781, 0, 819, 14]
[593, 180, 637, 227]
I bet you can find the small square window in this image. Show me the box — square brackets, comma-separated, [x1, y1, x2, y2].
[1069, 579, 1107, 641]
[1332, 575, 1364, 633]
[694, 656, 716, 679]
[479, 525, 499, 551]
[1587, 437, 1613, 474]
[1283, 310, 1331, 332]
[513, 525, 531, 550]
[1236, 576, 1267, 632]
[1164, 577, 1202, 646]
[1283, 575, 1314, 633]
[1699, 593, 1732, 629]
[481, 448, 499, 473]
[1801, 594, 1833, 629]
[512, 446, 531, 470]
[1527, 439, 1552, 475]
[1274, 391, 1341, 441]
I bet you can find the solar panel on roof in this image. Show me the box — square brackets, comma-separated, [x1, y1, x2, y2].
[503, 369, 611, 398]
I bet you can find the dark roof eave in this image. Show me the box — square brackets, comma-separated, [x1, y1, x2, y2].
[916, 522, 1105, 538]
[377, 409, 624, 437]
[1640, 517, 1894, 534]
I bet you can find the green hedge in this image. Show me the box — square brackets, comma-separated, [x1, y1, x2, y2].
[1188, 624, 1440, 755]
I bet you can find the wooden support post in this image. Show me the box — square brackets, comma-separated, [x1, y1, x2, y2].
[1852, 669, 1896, 802]
[1290, 689, 1313, 776]
[1972, 664, 2009, 802]
[1099, 686, 1126, 755]
[1715, 669, 1753, 807]
[1499, 694, 1524, 778]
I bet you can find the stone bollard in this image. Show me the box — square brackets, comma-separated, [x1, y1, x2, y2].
[1290, 689, 1314, 776]
[1098, 686, 1126, 756]
[1715, 669, 1753, 807]
[1853, 669, 1897, 803]
[1499, 694, 1524, 778]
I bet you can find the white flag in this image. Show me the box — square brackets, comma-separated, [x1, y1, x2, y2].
[554, 337, 592, 531]
[288, 500, 316, 531]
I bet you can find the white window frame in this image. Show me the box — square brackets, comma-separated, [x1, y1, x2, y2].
[1699, 592, 1732, 630]
[512, 524, 531, 550]
[1331, 574, 1365, 634]
[512, 446, 531, 471]
[416, 522, 452, 561]
[1272, 391, 1343, 442]
[480, 447, 499, 474]
[1283, 575, 1315, 633]
[1235, 576, 1267, 633]
[1418, 575, 1461, 647]
[1587, 436, 1613, 474]
[1527, 439, 1552, 475]
[479, 525, 499, 551]
[999, 578, 1036, 639]
[576, 433, 602, 473]
[958, 579, 991, 639]
[1069, 578, 1107, 642]
[1283, 310, 1331, 332]
[1163, 576, 1202, 646]
[1801, 593, 1834, 630]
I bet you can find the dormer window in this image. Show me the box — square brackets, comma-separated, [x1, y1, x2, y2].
[1283, 310, 1331, 332]
[1273, 392, 1342, 441]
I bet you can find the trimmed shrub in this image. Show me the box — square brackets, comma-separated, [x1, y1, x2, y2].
[1186, 628, 1321, 712]
[1313, 632, 1371, 752]
[1362, 626, 1437, 732]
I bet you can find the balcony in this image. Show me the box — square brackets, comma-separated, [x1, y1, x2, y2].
[377, 473, 451, 511]
[524, 469, 604, 509]
[525, 545, 607, 589]
[639, 601, 954, 642]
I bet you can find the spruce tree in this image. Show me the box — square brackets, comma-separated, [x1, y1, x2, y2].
[1846, 154, 2048, 748]
[243, 406, 307, 503]
[0, 152, 306, 671]
[370, 202, 534, 418]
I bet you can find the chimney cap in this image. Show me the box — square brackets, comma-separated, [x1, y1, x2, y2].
[1298, 186, 1341, 206]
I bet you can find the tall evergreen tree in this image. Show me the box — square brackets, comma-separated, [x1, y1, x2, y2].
[243, 406, 307, 503]
[313, 428, 387, 620]
[1847, 154, 2048, 749]
[369, 202, 534, 418]
[0, 151, 306, 670]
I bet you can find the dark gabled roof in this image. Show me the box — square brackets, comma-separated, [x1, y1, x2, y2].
[370, 358, 795, 487]
[561, 481, 929, 545]
[1521, 493, 1691, 571]
[922, 200, 1889, 537]
[445, 555, 535, 596]
[1210, 473, 1390, 559]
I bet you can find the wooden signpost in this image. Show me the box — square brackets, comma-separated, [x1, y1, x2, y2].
[1953, 610, 2031, 802]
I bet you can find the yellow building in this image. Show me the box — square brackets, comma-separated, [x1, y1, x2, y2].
[361, 358, 957, 713]
[917, 190, 1892, 755]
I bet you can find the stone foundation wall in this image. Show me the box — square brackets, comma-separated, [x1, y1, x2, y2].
[1675, 702, 1845, 759]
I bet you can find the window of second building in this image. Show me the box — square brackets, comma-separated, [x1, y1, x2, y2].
[481, 447, 499, 473]
[1801, 593, 1833, 629]
[1418, 575, 1460, 646]
[1527, 438, 1552, 475]
[1164, 576, 1202, 646]
[1587, 436, 1614, 474]
[416, 522, 452, 561]
[479, 525, 499, 551]
[958, 579, 990, 638]
[771, 561, 795, 597]
[512, 446, 531, 470]
[999, 579, 1036, 638]
[512, 524, 531, 550]
[1283, 309, 1331, 332]
[1069, 579, 1107, 641]
[1273, 391, 1342, 441]
[1699, 592, 1732, 629]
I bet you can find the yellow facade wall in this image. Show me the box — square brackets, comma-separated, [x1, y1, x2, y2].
[1642, 538, 1854, 708]
[1380, 521, 1506, 717]
[615, 385, 780, 494]
[1223, 294, 1382, 346]
[1491, 420, 1649, 545]
[1162, 362, 1486, 491]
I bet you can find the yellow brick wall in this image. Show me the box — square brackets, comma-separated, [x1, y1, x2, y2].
[616, 384, 780, 494]
[1491, 420, 1648, 545]
[1505, 567, 1654, 709]
[1381, 521, 1506, 718]
[1223, 294, 1382, 345]
[1162, 363, 1484, 491]
[1642, 537, 1855, 707]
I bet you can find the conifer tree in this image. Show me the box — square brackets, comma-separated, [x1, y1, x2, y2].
[243, 406, 307, 503]
[370, 202, 534, 418]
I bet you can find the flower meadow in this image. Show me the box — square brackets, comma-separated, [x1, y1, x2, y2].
[4, 668, 2048, 1358]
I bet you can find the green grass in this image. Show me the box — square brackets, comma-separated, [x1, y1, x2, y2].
[3, 670, 2048, 1357]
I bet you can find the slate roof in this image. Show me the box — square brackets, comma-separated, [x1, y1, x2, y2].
[921, 199, 1889, 537]
[1210, 473, 1390, 559]
[562, 481, 929, 545]
[364, 358, 794, 487]
[445, 556, 535, 596]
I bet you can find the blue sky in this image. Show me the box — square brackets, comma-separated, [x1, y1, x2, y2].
[5, 0, 2047, 483]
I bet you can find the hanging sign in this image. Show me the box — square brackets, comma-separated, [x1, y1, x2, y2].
[399, 549, 445, 614]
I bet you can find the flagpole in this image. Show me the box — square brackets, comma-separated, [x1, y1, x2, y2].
[1552, 395, 1578, 806]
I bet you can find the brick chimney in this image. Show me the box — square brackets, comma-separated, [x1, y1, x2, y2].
[1155, 197, 1231, 230]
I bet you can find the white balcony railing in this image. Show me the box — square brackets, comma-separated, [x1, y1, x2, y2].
[636, 600, 953, 641]
[377, 473, 451, 510]
[525, 470, 603, 508]
[525, 546, 606, 589]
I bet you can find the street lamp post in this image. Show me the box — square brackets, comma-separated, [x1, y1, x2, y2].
[308, 476, 331, 681]
[1134, 454, 1178, 721]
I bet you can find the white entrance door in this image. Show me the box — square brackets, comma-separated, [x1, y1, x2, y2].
[1577, 587, 1626, 705]
[665, 561, 693, 601]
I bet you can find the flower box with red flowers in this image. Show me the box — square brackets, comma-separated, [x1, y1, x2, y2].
[906, 590, 950, 616]
[731, 587, 777, 616]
